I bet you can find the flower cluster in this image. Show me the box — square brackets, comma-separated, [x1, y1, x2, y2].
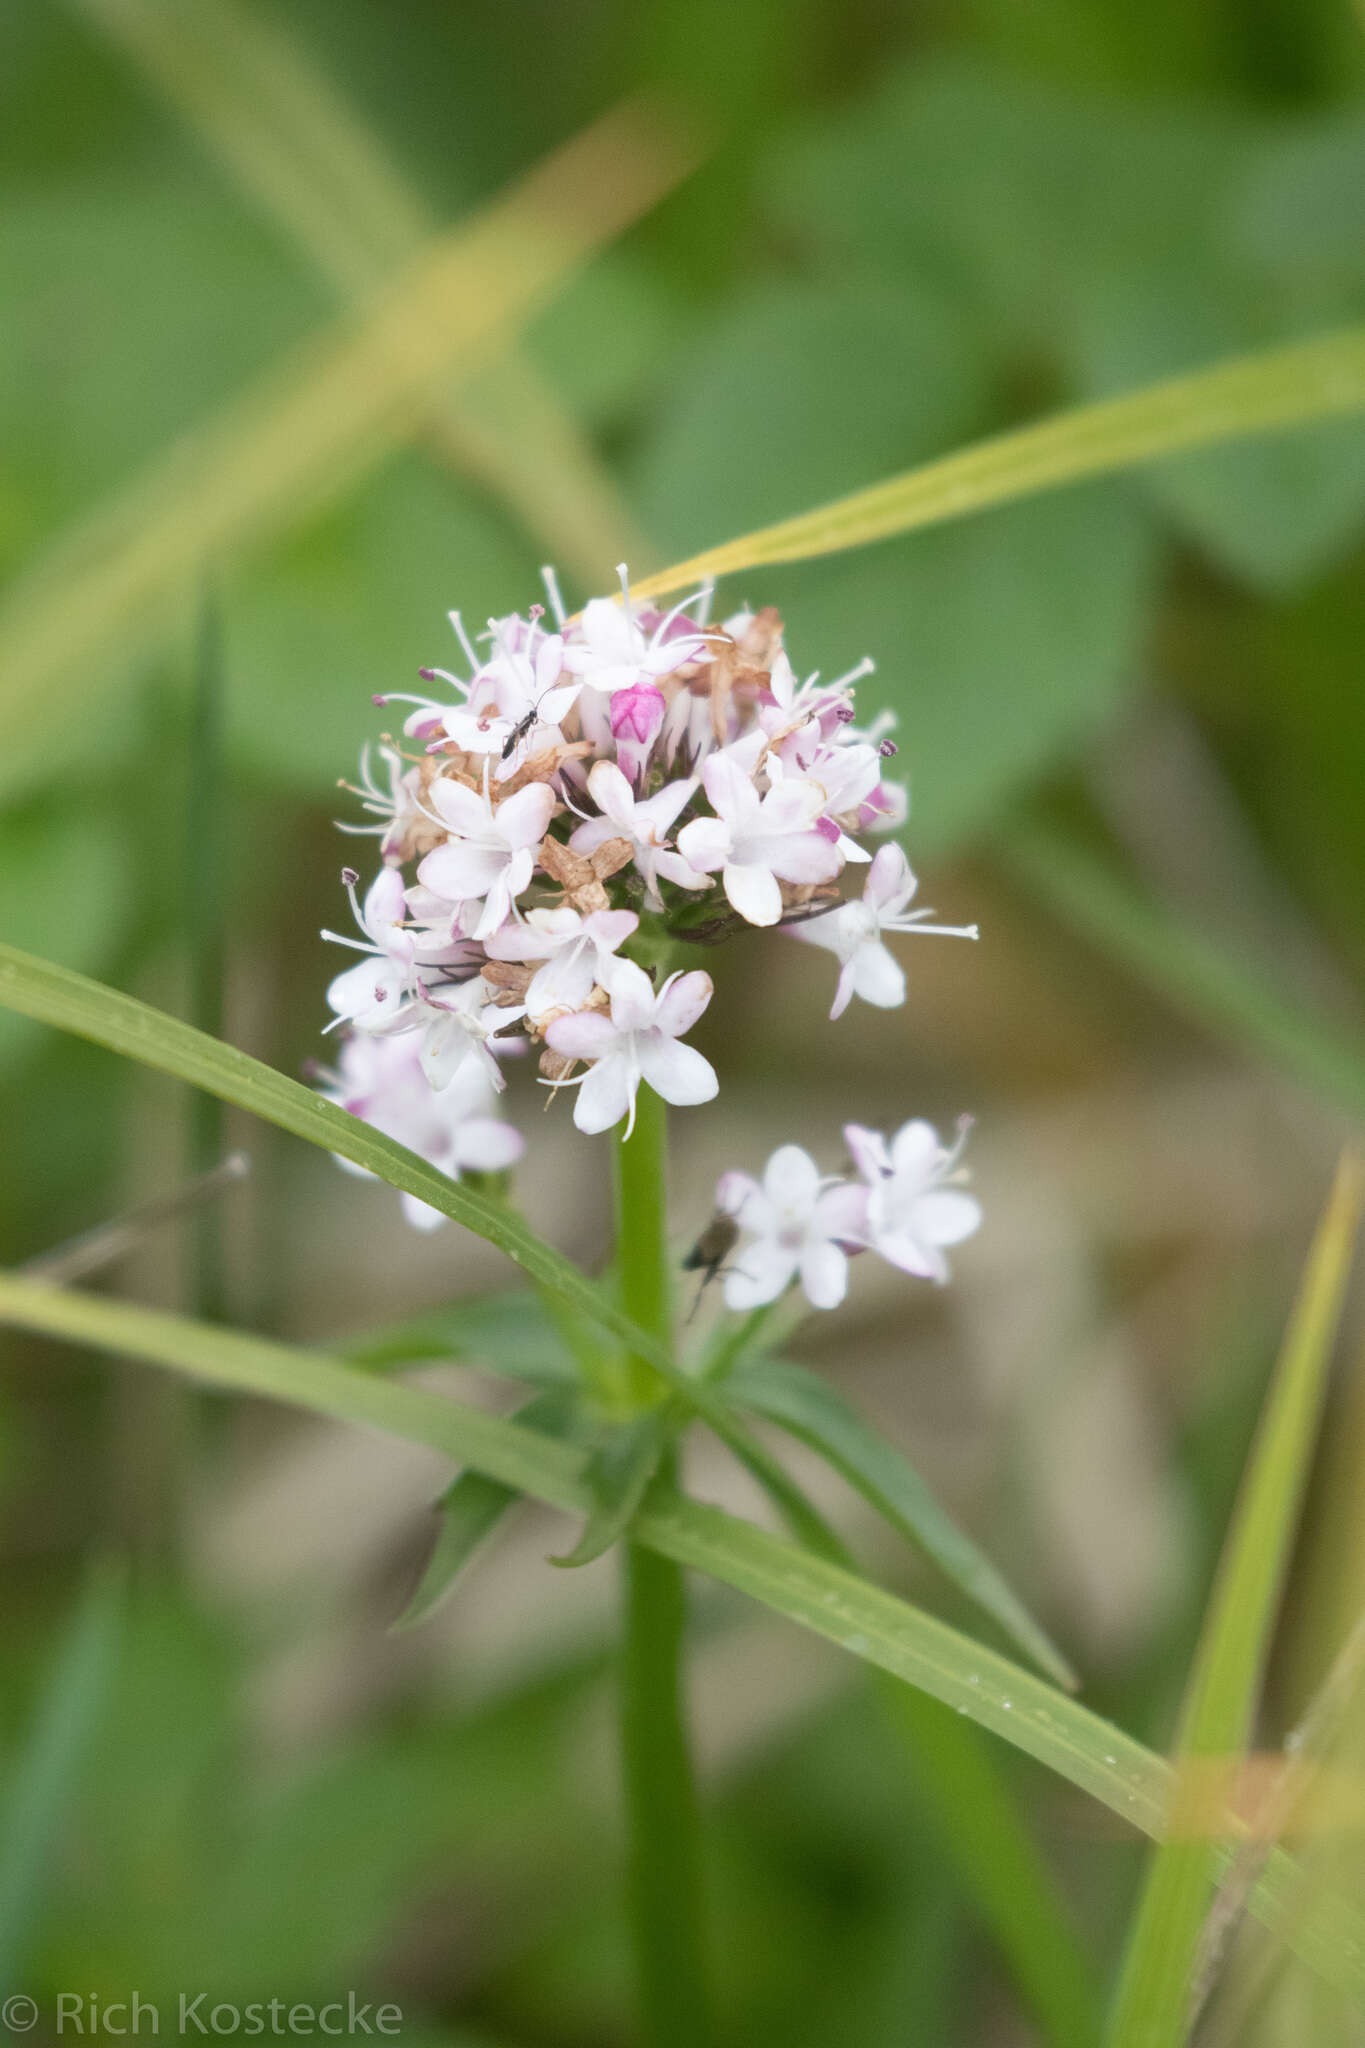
[715, 1119, 983, 1313]
[319, 565, 982, 1279]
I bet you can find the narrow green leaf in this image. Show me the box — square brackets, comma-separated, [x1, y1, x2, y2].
[1104, 1153, 1364, 2048]
[999, 817, 1365, 1126]
[0, 940, 676, 1379]
[2, 1273, 1362, 2002]
[0, 1563, 124, 1984]
[337, 1290, 578, 1385]
[731, 1357, 1074, 1689]
[628, 324, 1365, 600]
[392, 1389, 578, 1631]
[0, 945, 809, 1481]
[712, 1406, 1100, 2048]
[552, 1404, 677, 1569]
[882, 1683, 1101, 2048]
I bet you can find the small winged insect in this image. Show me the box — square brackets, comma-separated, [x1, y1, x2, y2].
[501, 695, 550, 761]
[681, 1208, 741, 1321]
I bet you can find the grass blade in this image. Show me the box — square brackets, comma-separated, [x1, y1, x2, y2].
[69, 0, 649, 582]
[627, 325, 1365, 602]
[729, 1355, 1074, 1688]
[1103, 1153, 1364, 2048]
[0, 1563, 123, 1985]
[999, 816, 1365, 1125]
[0, 102, 694, 783]
[392, 1389, 578, 1630]
[0, 944, 867, 1487]
[0, 1270, 1363, 1999]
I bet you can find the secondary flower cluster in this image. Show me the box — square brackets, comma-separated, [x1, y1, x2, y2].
[318, 565, 983, 1298]
[715, 1119, 983, 1312]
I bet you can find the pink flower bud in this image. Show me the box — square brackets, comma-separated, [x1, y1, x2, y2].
[611, 681, 667, 786]
[611, 681, 666, 747]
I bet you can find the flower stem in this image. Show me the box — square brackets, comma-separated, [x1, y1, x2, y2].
[613, 1085, 712, 2048]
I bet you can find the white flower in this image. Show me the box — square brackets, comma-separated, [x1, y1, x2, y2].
[322, 1032, 523, 1231]
[543, 961, 717, 1136]
[569, 761, 707, 907]
[793, 844, 978, 1019]
[418, 975, 524, 1093]
[561, 565, 711, 696]
[845, 1117, 982, 1282]
[718, 1144, 869, 1311]
[485, 906, 638, 1026]
[675, 751, 843, 926]
[416, 774, 556, 940]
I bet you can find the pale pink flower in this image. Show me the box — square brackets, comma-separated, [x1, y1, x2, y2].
[845, 1117, 982, 1283]
[485, 906, 637, 1026]
[561, 565, 711, 696]
[610, 680, 667, 785]
[323, 1032, 523, 1231]
[675, 751, 843, 926]
[543, 961, 717, 1137]
[793, 844, 978, 1019]
[569, 761, 707, 907]
[418, 975, 524, 1093]
[417, 775, 556, 941]
[717, 1144, 868, 1311]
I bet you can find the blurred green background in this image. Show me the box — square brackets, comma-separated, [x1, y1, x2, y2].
[4, 0, 1365, 2040]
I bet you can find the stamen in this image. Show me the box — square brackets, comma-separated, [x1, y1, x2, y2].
[540, 564, 567, 627]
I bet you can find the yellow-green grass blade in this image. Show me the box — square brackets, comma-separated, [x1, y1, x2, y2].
[999, 816, 1365, 1126]
[1104, 1154, 1364, 2048]
[625, 325, 1365, 603]
[0, 102, 693, 782]
[68, 0, 650, 582]
[1, 1274, 1363, 2003]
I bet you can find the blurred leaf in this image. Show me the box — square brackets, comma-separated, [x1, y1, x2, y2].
[1104, 1154, 1363, 2048]
[0, 1563, 123, 1985]
[636, 274, 995, 551]
[0, 102, 695, 800]
[882, 1684, 1100, 2048]
[338, 1290, 578, 1385]
[729, 1356, 1073, 1688]
[5, 1270, 1365, 2003]
[999, 814, 1365, 1124]
[394, 1390, 579, 1630]
[0, 802, 134, 1076]
[630, 323, 1365, 603]
[767, 479, 1158, 854]
[69, 0, 647, 581]
[552, 1404, 677, 1569]
[764, 61, 1365, 588]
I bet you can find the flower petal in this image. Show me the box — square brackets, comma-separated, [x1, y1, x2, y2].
[722, 861, 782, 926]
[574, 1053, 635, 1135]
[723, 1240, 799, 1311]
[454, 1118, 526, 1174]
[495, 780, 556, 850]
[675, 816, 730, 873]
[417, 841, 504, 903]
[849, 941, 906, 1010]
[762, 1144, 821, 1211]
[637, 1035, 718, 1107]
[427, 778, 490, 836]
[544, 1009, 620, 1062]
[653, 969, 714, 1039]
[912, 1190, 983, 1247]
[799, 1238, 848, 1310]
[763, 831, 844, 885]
[586, 759, 636, 830]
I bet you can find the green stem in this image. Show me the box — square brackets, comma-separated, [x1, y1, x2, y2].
[614, 1086, 712, 2048]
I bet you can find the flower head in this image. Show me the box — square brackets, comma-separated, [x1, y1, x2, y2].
[717, 1145, 868, 1310]
[845, 1116, 982, 1282]
[793, 844, 978, 1019]
[543, 961, 717, 1136]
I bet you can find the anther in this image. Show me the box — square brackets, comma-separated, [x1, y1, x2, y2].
[879, 738, 899, 757]
[340, 867, 359, 887]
